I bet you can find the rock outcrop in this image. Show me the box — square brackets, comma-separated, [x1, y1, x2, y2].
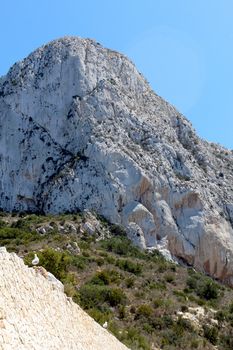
[0, 247, 128, 350]
[0, 36, 233, 285]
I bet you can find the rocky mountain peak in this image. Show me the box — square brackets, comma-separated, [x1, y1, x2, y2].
[0, 37, 233, 285]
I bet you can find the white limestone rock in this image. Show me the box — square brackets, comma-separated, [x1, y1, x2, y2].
[0, 248, 128, 350]
[46, 271, 64, 292]
[126, 222, 146, 249]
[1, 36, 233, 285]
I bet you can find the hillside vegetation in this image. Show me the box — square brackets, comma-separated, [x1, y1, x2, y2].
[0, 211, 233, 350]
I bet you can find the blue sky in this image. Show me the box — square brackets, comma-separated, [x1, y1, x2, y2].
[1, 0, 233, 149]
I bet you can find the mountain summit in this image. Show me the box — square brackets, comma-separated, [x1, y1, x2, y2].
[0, 36, 233, 285]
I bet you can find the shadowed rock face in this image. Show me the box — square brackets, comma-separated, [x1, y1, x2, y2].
[0, 36, 233, 285]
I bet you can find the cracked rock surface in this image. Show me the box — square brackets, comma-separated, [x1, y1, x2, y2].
[0, 36, 233, 285]
[0, 247, 128, 350]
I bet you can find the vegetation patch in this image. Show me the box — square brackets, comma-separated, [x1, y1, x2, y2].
[0, 212, 233, 349]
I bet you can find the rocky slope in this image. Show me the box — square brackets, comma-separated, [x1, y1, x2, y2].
[0, 36, 233, 285]
[0, 247, 128, 350]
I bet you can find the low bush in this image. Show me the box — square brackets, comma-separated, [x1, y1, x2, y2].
[197, 280, 219, 300]
[187, 276, 198, 290]
[78, 284, 126, 309]
[88, 307, 112, 324]
[24, 248, 73, 281]
[229, 302, 233, 313]
[118, 327, 151, 350]
[101, 237, 130, 255]
[135, 304, 153, 319]
[125, 276, 135, 288]
[110, 224, 127, 237]
[0, 226, 39, 247]
[72, 255, 88, 270]
[186, 273, 220, 300]
[108, 287, 127, 307]
[165, 273, 175, 283]
[101, 236, 145, 258]
[203, 325, 218, 345]
[118, 305, 126, 319]
[153, 298, 164, 309]
[78, 284, 109, 309]
[0, 219, 7, 228]
[116, 258, 142, 275]
[89, 269, 121, 286]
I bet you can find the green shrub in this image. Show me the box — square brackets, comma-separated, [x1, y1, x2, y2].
[24, 248, 72, 281]
[175, 316, 194, 334]
[78, 284, 126, 309]
[78, 284, 109, 309]
[186, 273, 220, 300]
[101, 237, 129, 255]
[160, 329, 179, 346]
[165, 273, 175, 283]
[90, 270, 111, 285]
[161, 315, 174, 328]
[107, 288, 127, 307]
[135, 304, 153, 319]
[125, 276, 135, 288]
[203, 325, 218, 345]
[79, 239, 91, 250]
[72, 255, 88, 270]
[197, 280, 219, 300]
[119, 327, 151, 350]
[110, 224, 127, 237]
[116, 258, 142, 275]
[95, 257, 105, 266]
[153, 298, 164, 308]
[216, 310, 227, 322]
[152, 281, 167, 290]
[219, 332, 233, 349]
[229, 302, 233, 313]
[105, 254, 116, 264]
[174, 290, 186, 300]
[0, 219, 7, 228]
[88, 308, 112, 324]
[143, 322, 154, 334]
[157, 261, 170, 273]
[118, 305, 126, 319]
[11, 219, 30, 229]
[64, 282, 76, 298]
[191, 339, 199, 348]
[89, 269, 121, 286]
[0, 226, 38, 247]
[0, 227, 23, 239]
[181, 305, 189, 312]
[101, 237, 145, 258]
[187, 276, 198, 290]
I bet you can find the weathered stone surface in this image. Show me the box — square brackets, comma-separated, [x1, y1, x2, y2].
[0, 36, 233, 284]
[176, 306, 218, 332]
[0, 248, 128, 350]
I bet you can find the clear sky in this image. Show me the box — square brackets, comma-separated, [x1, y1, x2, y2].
[1, 0, 233, 149]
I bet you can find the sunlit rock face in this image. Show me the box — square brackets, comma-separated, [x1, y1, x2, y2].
[0, 247, 129, 349]
[1, 36, 233, 285]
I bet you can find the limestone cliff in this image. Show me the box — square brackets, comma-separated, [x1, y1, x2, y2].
[0, 247, 128, 350]
[0, 36, 233, 285]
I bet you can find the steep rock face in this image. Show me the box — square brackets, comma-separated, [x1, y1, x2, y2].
[0, 247, 128, 350]
[0, 37, 233, 285]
